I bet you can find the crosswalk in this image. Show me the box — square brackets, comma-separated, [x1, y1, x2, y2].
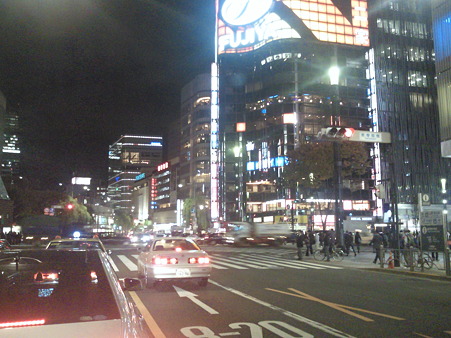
[110, 251, 343, 273]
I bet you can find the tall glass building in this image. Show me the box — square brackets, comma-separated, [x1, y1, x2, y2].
[368, 0, 451, 229]
[212, 0, 374, 230]
[432, 0, 451, 158]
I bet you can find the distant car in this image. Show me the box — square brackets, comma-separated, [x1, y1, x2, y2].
[45, 238, 109, 254]
[130, 233, 153, 244]
[97, 233, 131, 245]
[0, 239, 11, 251]
[203, 233, 226, 245]
[0, 249, 149, 337]
[137, 237, 211, 288]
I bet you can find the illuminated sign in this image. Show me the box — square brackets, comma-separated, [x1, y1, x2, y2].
[236, 122, 246, 132]
[217, 0, 369, 54]
[221, 0, 274, 26]
[157, 162, 169, 172]
[135, 173, 146, 181]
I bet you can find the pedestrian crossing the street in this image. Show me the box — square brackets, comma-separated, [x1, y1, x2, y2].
[110, 251, 343, 273]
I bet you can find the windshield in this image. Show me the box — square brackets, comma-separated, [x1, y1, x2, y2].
[0, 250, 120, 327]
[153, 239, 200, 251]
[47, 240, 103, 251]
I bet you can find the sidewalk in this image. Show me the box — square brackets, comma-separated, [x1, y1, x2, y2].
[287, 244, 451, 282]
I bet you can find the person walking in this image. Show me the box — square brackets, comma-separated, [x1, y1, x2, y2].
[354, 231, 362, 254]
[369, 231, 383, 264]
[323, 230, 332, 261]
[296, 231, 305, 260]
[344, 231, 356, 256]
[306, 230, 315, 256]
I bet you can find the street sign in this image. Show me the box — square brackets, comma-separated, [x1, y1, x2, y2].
[349, 130, 391, 143]
[420, 225, 444, 251]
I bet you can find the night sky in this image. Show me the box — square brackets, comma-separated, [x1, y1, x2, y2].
[0, 0, 215, 186]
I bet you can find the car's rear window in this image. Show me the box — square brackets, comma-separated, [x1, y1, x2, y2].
[47, 240, 103, 251]
[0, 250, 121, 328]
[153, 239, 200, 251]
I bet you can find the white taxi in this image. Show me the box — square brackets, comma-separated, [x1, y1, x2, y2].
[137, 237, 211, 288]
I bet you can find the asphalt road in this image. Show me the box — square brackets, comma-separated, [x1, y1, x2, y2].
[110, 244, 451, 338]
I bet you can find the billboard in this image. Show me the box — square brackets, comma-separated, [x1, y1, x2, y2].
[217, 0, 369, 54]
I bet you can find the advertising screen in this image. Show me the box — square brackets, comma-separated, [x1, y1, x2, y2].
[217, 0, 369, 54]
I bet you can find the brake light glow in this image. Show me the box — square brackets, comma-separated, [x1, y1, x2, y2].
[0, 319, 45, 328]
[189, 257, 210, 264]
[153, 256, 178, 265]
[34, 272, 59, 283]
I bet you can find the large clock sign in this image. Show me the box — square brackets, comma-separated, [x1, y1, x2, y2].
[221, 0, 273, 26]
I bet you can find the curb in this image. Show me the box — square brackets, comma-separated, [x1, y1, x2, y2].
[360, 267, 451, 282]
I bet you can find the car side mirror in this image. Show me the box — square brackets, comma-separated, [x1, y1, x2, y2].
[121, 278, 143, 291]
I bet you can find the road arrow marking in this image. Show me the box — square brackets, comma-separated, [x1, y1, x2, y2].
[173, 286, 219, 315]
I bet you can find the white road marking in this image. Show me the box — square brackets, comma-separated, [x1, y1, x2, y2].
[209, 254, 276, 269]
[208, 258, 248, 269]
[236, 254, 309, 270]
[209, 280, 355, 338]
[117, 255, 138, 271]
[246, 254, 344, 269]
[173, 286, 219, 315]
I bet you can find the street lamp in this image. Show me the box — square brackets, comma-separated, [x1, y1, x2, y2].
[329, 63, 344, 247]
[441, 178, 450, 276]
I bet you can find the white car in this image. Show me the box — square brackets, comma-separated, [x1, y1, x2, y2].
[137, 237, 211, 288]
[0, 249, 149, 337]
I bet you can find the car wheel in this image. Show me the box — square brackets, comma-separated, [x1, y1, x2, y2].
[198, 278, 208, 287]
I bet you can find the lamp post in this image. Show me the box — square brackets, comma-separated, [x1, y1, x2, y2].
[329, 64, 344, 247]
[441, 179, 450, 276]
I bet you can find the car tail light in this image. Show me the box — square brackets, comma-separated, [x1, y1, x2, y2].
[153, 256, 178, 265]
[0, 319, 45, 328]
[189, 257, 210, 264]
[34, 272, 59, 283]
[91, 271, 98, 283]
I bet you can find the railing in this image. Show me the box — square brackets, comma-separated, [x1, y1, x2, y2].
[380, 247, 443, 272]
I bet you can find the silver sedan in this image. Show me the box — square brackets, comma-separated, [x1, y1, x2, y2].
[137, 237, 211, 288]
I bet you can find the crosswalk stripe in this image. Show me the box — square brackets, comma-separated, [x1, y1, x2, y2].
[208, 257, 248, 269]
[263, 255, 344, 269]
[209, 254, 277, 269]
[235, 254, 308, 270]
[210, 263, 228, 269]
[242, 254, 343, 270]
[118, 255, 138, 271]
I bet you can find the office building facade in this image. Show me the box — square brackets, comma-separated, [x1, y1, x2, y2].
[180, 74, 212, 214]
[368, 0, 451, 229]
[107, 135, 163, 214]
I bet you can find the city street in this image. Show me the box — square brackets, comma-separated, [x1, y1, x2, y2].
[110, 244, 451, 338]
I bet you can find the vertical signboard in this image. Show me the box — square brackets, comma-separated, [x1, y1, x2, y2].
[420, 211, 444, 251]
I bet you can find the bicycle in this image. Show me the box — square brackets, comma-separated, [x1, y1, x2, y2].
[313, 246, 344, 262]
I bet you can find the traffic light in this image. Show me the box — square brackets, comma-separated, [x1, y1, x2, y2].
[66, 203, 74, 210]
[318, 127, 355, 138]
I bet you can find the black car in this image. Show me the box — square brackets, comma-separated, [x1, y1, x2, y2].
[203, 233, 226, 245]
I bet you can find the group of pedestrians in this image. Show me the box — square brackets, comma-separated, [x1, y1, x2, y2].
[1, 231, 22, 245]
[295, 229, 363, 261]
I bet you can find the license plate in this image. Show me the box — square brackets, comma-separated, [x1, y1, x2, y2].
[176, 269, 191, 277]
